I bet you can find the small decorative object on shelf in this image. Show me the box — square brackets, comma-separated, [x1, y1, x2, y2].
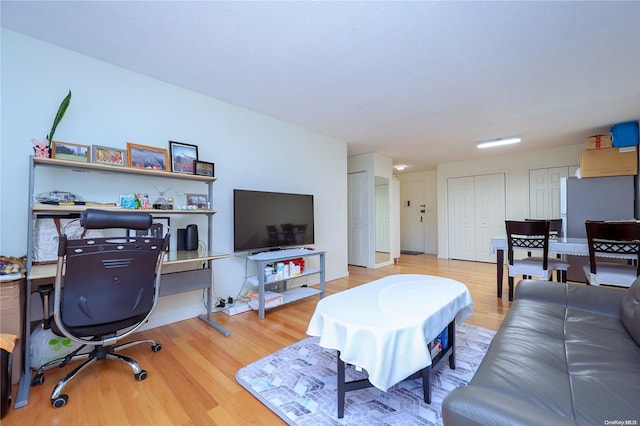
[32, 139, 50, 158]
[153, 189, 173, 210]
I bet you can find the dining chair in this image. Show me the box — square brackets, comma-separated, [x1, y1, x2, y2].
[505, 220, 570, 301]
[524, 218, 567, 281]
[583, 220, 640, 288]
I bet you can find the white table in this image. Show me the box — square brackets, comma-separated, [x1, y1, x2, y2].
[306, 274, 473, 418]
[490, 236, 590, 299]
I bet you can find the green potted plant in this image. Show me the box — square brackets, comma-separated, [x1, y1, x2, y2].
[32, 90, 72, 158]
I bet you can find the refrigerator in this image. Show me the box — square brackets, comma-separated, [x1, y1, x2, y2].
[560, 175, 636, 282]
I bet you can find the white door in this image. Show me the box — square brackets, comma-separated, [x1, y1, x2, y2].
[375, 183, 390, 253]
[448, 176, 475, 260]
[448, 174, 505, 262]
[400, 180, 426, 253]
[529, 167, 569, 219]
[348, 172, 368, 266]
[474, 174, 506, 262]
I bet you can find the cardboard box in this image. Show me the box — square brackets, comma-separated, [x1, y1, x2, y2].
[581, 146, 638, 178]
[0, 279, 24, 384]
[585, 134, 612, 150]
[249, 291, 284, 310]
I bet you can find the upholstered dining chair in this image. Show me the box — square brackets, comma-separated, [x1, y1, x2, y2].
[583, 220, 640, 288]
[31, 209, 170, 408]
[505, 220, 570, 301]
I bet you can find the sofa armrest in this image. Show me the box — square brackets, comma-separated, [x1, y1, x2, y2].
[442, 387, 578, 426]
[514, 280, 625, 319]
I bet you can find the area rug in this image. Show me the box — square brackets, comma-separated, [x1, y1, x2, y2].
[235, 323, 495, 425]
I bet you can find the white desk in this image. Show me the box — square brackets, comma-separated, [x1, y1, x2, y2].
[306, 274, 473, 418]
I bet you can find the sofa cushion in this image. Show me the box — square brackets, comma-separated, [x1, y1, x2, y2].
[621, 277, 640, 346]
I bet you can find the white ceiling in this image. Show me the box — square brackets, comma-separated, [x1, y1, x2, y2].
[2, 1, 639, 172]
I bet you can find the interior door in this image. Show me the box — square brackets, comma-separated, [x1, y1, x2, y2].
[447, 176, 475, 260]
[348, 172, 368, 266]
[448, 174, 505, 262]
[474, 173, 506, 262]
[529, 167, 569, 219]
[400, 180, 425, 253]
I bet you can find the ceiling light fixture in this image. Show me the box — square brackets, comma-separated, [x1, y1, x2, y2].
[477, 137, 522, 149]
[394, 165, 407, 171]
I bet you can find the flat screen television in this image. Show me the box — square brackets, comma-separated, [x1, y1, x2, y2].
[233, 189, 315, 253]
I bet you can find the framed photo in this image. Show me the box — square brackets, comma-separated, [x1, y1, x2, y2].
[169, 141, 198, 174]
[91, 145, 127, 166]
[185, 193, 209, 209]
[119, 193, 136, 209]
[194, 160, 215, 177]
[126, 142, 169, 171]
[51, 141, 90, 163]
[128, 217, 170, 241]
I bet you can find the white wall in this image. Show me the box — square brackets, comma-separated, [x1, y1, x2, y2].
[394, 145, 585, 258]
[437, 144, 583, 259]
[0, 30, 349, 328]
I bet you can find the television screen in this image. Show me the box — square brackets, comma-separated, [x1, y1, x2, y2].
[233, 189, 315, 253]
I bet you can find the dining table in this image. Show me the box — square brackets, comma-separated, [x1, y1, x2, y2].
[490, 236, 592, 298]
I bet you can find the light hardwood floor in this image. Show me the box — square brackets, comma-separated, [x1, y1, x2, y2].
[5, 254, 512, 425]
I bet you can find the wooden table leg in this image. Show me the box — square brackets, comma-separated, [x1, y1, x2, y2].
[496, 249, 504, 298]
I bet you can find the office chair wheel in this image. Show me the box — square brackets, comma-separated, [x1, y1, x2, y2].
[51, 394, 68, 408]
[31, 373, 45, 386]
[135, 370, 148, 381]
[151, 343, 162, 352]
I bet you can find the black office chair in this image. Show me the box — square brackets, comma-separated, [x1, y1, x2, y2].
[31, 209, 169, 408]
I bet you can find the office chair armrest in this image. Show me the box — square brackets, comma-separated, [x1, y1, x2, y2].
[81, 209, 153, 230]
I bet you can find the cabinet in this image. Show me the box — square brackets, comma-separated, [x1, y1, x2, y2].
[16, 156, 230, 408]
[244, 249, 325, 320]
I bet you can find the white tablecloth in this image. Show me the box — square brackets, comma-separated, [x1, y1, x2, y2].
[306, 274, 473, 391]
[490, 236, 590, 257]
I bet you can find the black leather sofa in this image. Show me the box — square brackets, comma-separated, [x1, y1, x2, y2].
[442, 278, 640, 425]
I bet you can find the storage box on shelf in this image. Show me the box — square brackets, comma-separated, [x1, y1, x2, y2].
[580, 146, 638, 178]
[17, 156, 229, 409]
[611, 121, 639, 147]
[585, 134, 612, 150]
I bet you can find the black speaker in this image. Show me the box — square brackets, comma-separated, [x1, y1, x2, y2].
[185, 224, 198, 251]
[177, 228, 186, 251]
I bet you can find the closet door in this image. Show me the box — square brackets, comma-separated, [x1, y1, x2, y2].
[475, 173, 506, 262]
[448, 176, 475, 260]
[448, 173, 505, 262]
[348, 172, 368, 266]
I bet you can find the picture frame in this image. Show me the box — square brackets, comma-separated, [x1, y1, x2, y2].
[185, 193, 209, 209]
[128, 217, 170, 241]
[126, 142, 169, 171]
[51, 141, 90, 163]
[194, 160, 215, 177]
[169, 141, 198, 174]
[119, 193, 136, 209]
[91, 144, 127, 167]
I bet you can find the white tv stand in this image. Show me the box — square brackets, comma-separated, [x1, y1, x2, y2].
[246, 249, 326, 319]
